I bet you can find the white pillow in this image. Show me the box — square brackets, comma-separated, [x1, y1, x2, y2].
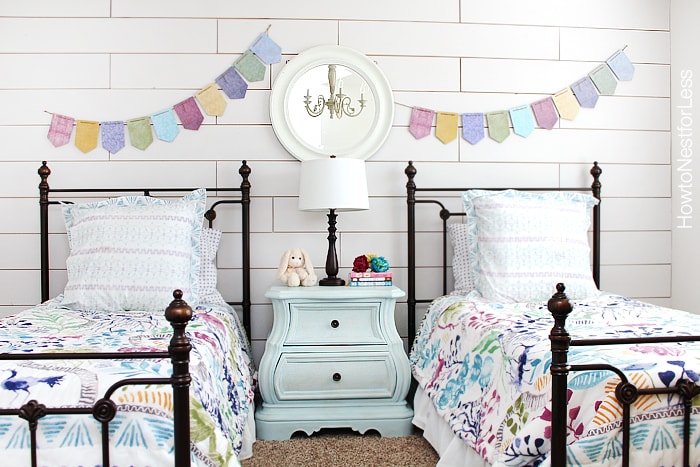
[447, 223, 475, 295]
[199, 227, 227, 306]
[61, 189, 206, 312]
[463, 189, 600, 303]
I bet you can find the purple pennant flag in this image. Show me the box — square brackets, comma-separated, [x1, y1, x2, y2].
[100, 121, 125, 153]
[174, 97, 204, 131]
[571, 76, 599, 108]
[409, 107, 435, 139]
[461, 113, 484, 144]
[216, 67, 248, 99]
[151, 109, 180, 142]
[47, 114, 74, 147]
[607, 49, 634, 81]
[249, 32, 282, 65]
[531, 97, 559, 130]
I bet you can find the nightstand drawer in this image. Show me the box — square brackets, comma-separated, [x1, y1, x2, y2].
[274, 351, 396, 400]
[286, 302, 383, 345]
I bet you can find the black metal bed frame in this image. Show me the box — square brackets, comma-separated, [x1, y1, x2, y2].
[0, 160, 252, 467]
[405, 160, 700, 466]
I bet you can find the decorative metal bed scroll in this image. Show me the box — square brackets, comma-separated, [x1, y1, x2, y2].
[405, 161, 602, 351]
[548, 284, 700, 467]
[0, 290, 194, 467]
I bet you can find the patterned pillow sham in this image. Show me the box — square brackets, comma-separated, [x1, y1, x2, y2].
[199, 227, 227, 306]
[447, 223, 475, 295]
[61, 189, 206, 312]
[463, 189, 600, 303]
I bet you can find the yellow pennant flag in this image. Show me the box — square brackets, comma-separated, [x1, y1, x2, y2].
[196, 83, 227, 116]
[74, 120, 99, 153]
[435, 112, 459, 144]
[552, 88, 580, 120]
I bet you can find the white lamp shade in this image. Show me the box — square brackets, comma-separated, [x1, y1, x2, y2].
[298, 157, 369, 211]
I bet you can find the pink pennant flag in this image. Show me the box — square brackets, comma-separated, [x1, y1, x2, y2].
[47, 114, 75, 147]
[174, 97, 204, 131]
[409, 107, 435, 139]
[531, 97, 559, 130]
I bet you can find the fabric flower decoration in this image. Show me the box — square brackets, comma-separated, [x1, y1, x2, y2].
[370, 256, 390, 272]
[352, 255, 370, 273]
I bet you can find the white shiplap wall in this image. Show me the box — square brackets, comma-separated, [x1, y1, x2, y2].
[0, 0, 672, 365]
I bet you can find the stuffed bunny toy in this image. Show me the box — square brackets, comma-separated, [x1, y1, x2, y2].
[277, 248, 317, 287]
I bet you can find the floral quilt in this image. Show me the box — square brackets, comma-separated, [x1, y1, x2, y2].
[0, 297, 256, 467]
[410, 291, 700, 467]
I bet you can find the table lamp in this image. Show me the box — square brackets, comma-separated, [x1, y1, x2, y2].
[298, 156, 369, 286]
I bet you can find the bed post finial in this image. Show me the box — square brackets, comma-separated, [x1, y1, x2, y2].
[590, 161, 602, 201]
[164, 290, 192, 467]
[548, 283, 572, 467]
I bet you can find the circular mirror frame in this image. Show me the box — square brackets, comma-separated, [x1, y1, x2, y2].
[270, 45, 394, 160]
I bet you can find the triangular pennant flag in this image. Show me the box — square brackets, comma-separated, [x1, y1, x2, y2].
[571, 76, 599, 108]
[551, 88, 580, 120]
[461, 113, 484, 144]
[435, 112, 459, 144]
[486, 111, 510, 143]
[101, 121, 125, 153]
[589, 64, 617, 95]
[234, 50, 266, 82]
[151, 109, 180, 143]
[74, 120, 99, 153]
[174, 97, 204, 130]
[216, 67, 248, 99]
[47, 114, 74, 147]
[508, 106, 535, 137]
[249, 32, 282, 65]
[409, 107, 434, 139]
[127, 117, 153, 150]
[607, 49, 634, 81]
[531, 97, 559, 130]
[196, 84, 227, 116]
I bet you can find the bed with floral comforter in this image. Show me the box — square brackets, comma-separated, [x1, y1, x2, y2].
[410, 291, 700, 467]
[0, 297, 256, 467]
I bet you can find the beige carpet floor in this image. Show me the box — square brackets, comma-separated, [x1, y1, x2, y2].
[240, 428, 440, 467]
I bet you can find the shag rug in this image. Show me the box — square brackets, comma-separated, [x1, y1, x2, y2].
[240, 428, 439, 466]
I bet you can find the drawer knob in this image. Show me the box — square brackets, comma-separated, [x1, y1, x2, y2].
[330, 319, 340, 328]
[332, 372, 342, 382]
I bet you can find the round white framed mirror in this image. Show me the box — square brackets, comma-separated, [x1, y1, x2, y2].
[270, 45, 394, 160]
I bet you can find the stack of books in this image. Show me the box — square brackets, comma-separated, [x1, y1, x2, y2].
[348, 271, 393, 287]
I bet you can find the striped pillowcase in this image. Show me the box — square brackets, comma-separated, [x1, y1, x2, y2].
[463, 189, 600, 303]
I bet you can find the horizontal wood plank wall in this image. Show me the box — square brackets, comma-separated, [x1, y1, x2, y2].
[0, 0, 672, 364]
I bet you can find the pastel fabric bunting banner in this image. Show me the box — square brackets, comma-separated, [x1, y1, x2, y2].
[216, 67, 248, 99]
[409, 107, 435, 139]
[151, 109, 180, 143]
[589, 64, 617, 95]
[234, 50, 266, 82]
[509, 106, 535, 137]
[47, 114, 74, 147]
[436, 112, 459, 144]
[571, 76, 599, 108]
[552, 88, 580, 120]
[196, 84, 227, 117]
[174, 97, 204, 130]
[74, 120, 99, 153]
[607, 49, 634, 81]
[127, 117, 153, 150]
[486, 111, 510, 143]
[461, 113, 484, 144]
[531, 97, 559, 130]
[101, 121, 125, 153]
[249, 32, 282, 64]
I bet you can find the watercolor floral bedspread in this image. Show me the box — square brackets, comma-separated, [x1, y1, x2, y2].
[410, 291, 700, 467]
[0, 297, 256, 467]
